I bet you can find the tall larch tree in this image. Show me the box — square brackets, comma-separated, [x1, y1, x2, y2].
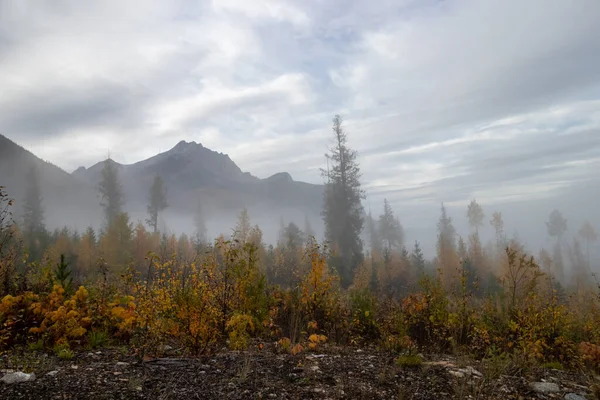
[77, 226, 97, 275]
[466, 199, 486, 287]
[579, 221, 597, 269]
[568, 237, 588, 288]
[146, 174, 168, 233]
[233, 208, 252, 245]
[366, 210, 381, 254]
[490, 211, 505, 254]
[378, 199, 404, 253]
[100, 212, 133, 273]
[98, 159, 124, 226]
[22, 165, 46, 258]
[467, 199, 484, 234]
[274, 222, 306, 286]
[436, 203, 460, 290]
[547, 209, 568, 244]
[546, 209, 567, 283]
[321, 114, 366, 288]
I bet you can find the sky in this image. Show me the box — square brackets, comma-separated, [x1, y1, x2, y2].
[1, 0, 600, 246]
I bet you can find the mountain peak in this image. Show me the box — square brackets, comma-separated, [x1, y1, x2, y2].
[267, 172, 294, 183]
[170, 140, 203, 154]
[72, 166, 86, 176]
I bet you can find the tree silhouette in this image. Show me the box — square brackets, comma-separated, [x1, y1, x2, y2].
[467, 199, 484, 234]
[22, 165, 46, 257]
[146, 175, 168, 233]
[579, 221, 597, 269]
[378, 199, 404, 253]
[98, 159, 124, 226]
[321, 114, 365, 288]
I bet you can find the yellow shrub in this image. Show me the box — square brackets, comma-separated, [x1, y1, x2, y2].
[226, 313, 255, 350]
[0, 292, 39, 349]
[109, 295, 137, 337]
[29, 285, 92, 347]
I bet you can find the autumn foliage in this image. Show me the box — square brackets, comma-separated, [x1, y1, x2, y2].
[0, 192, 600, 374]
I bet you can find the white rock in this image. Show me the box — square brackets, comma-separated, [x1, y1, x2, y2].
[1, 372, 36, 384]
[116, 362, 129, 366]
[46, 371, 59, 377]
[449, 370, 465, 378]
[530, 382, 560, 394]
[564, 394, 586, 400]
[456, 366, 483, 378]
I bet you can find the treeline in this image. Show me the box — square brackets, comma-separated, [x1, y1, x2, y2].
[0, 115, 599, 371]
[3, 115, 597, 296]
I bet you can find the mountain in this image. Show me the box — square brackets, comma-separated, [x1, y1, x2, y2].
[0, 135, 101, 228]
[0, 135, 323, 237]
[72, 140, 324, 219]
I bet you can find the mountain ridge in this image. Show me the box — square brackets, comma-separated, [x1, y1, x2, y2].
[0, 134, 324, 237]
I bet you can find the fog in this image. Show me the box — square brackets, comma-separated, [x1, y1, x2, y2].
[1, 0, 599, 288]
[8, 158, 598, 281]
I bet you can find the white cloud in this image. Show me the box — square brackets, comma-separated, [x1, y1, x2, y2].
[212, 0, 310, 27]
[0, 0, 599, 237]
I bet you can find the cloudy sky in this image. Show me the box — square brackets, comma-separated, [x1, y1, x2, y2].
[1, 0, 600, 236]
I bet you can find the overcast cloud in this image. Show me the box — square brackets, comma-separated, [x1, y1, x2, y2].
[1, 0, 600, 249]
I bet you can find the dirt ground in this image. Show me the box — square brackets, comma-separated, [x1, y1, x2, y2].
[1, 344, 598, 399]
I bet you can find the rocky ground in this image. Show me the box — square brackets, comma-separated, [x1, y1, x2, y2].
[1, 344, 598, 399]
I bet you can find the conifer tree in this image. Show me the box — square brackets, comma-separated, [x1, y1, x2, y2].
[100, 212, 133, 271]
[410, 241, 425, 276]
[54, 254, 73, 295]
[546, 209, 567, 282]
[490, 211, 505, 254]
[466, 200, 487, 290]
[146, 174, 168, 233]
[366, 210, 381, 254]
[378, 199, 404, 252]
[321, 114, 365, 288]
[233, 208, 252, 244]
[0, 186, 17, 295]
[568, 237, 588, 287]
[78, 226, 97, 274]
[98, 159, 124, 226]
[547, 209, 568, 243]
[467, 199, 484, 234]
[579, 221, 597, 269]
[436, 203, 460, 290]
[22, 165, 46, 257]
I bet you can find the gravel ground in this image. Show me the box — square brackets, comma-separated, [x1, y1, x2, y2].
[1, 345, 598, 399]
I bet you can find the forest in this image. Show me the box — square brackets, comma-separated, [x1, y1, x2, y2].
[0, 115, 599, 377]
